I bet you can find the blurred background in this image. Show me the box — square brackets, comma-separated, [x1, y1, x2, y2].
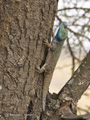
[49, 0, 90, 115]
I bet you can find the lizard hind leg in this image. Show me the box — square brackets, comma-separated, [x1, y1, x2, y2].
[36, 63, 47, 73]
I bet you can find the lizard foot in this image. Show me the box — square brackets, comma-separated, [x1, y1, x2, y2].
[36, 65, 46, 73]
[35, 65, 42, 73]
[43, 40, 49, 46]
[36, 64, 47, 73]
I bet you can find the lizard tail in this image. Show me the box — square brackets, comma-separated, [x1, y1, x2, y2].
[42, 75, 52, 111]
[42, 89, 47, 111]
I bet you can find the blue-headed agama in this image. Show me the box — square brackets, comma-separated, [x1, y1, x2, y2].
[36, 23, 68, 111]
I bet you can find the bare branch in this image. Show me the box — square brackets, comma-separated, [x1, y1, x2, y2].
[56, 15, 62, 23]
[68, 27, 90, 41]
[78, 107, 89, 114]
[67, 38, 80, 74]
[58, 7, 90, 11]
[61, 113, 90, 120]
[56, 16, 90, 41]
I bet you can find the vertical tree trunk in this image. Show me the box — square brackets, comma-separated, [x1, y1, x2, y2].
[0, 0, 58, 120]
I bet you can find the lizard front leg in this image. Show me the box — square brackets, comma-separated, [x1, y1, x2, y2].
[36, 63, 47, 73]
[44, 40, 56, 51]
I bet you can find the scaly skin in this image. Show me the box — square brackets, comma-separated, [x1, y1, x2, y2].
[36, 23, 68, 111]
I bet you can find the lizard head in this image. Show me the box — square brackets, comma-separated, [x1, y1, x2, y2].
[56, 23, 68, 41]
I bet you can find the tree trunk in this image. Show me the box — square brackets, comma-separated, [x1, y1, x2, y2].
[0, 0, 58, 120]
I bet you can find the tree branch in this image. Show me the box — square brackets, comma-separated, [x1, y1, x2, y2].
[58, 7, 90, 11]
[68, 27, 90, 41]
[67, 38, 81, 74]
[58, 51, 90, 103]
[46, 52, 90, 120]
[56, 15, 90, 41]
[61, 113, 90, 120]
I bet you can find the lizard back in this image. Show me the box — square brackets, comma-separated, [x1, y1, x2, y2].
[42, 23, 68, 111]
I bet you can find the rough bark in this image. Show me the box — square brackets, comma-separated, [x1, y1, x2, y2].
[44, 52, 90, 120]
[0, 0, 58, 120]
[58, 51, 90, 102]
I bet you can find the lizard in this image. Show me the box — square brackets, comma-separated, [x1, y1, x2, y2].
[36, 23, 68, 111]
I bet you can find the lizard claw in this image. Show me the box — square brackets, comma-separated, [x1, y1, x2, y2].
[43, 40, 49, 46]
[35, 65, 42, 73]
[36, 65, 40, 70]
[35, 69, 41, 73]
[35, 64, 47, 73]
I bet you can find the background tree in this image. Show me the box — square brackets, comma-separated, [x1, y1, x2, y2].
[55, 0, 90, 114]
[0, 0, 90, 120]
[56, 0, 90, 74]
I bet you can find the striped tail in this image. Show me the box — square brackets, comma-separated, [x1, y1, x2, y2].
[42, 89, 48, 111]
[42, 74, 52, 111]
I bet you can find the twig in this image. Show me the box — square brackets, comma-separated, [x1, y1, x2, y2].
[58, 7, 90, 11]
[68, 27, 90, 41]
[78, 107, 89, 114]
[56, 15, 90, 41]
[67, 38, 80, 74]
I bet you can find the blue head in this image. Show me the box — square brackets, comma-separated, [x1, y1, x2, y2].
[54, 23, 68, 42]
